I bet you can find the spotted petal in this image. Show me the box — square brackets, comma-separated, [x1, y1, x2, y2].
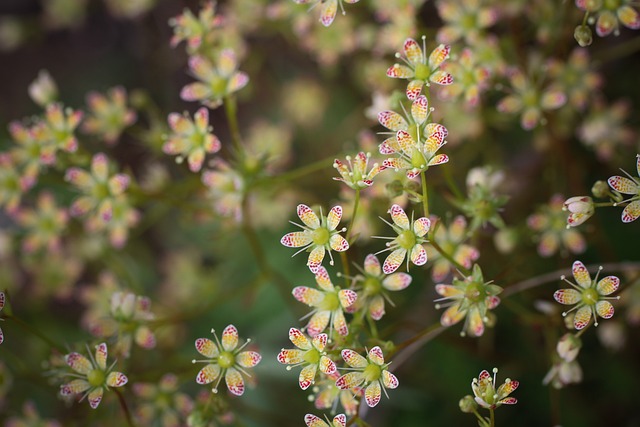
[383, 248, 407, 274]
[364, 254, 382, 276]
[332, 414, 347, 427]
[369, 295, 385, 320]
[281, 231, 312, 248]
[330, 234, 349, 252]
[289, 327, 312, 350]
[338, 289, 358, 308]
[573, 305, 592, 330]
[365, 381, 381, 407]
[297, 204, 320, 228]
[378, 111, 407, 131]
[553, 288, 581, 305]
[382, 272, 412, 291]
[299, 363, 318, 390]
[326, 206, 342, 231]
[467, 306, 485, 336]
[406, 79, 424, 100]
[277, 349, 304, 365]
[386, 64, 414, 79]
[379, 137, 400, 154]
[237, 351, 262, 368]
[320, 0, 337, 26]
[195, 338, 219, 358]
[333, 310, 349, 336]
[335, 371, 364, 389]
[60, 379, 90, 396]
[497, 380, 519, 397]
[410, 244, 427, 266]
[293, 286, 324, 306]
[403, 38, 423, 64]
[607, 176, 637, 194]
[396, 130, 414, 153]
[221, 324, 238, 352]
[572, 261, 592, 288]
[88, 387, 103, 409]
[596, 300, 614, 319]
[106, 371, 128, 388]
[342, 349, 368, 368]
[383, 370, 399, 389]
[430, 70, 453, 85]
[411, 95, 429, 124]
[93, 343, 107, 370]
[65, 352, 92, 375]
[196, 364, 220, 384]
[435, 284, 464, 298]
[413, 217, 431, 237]
[499, 397, 518, 405]
[0, 292, 4, 310]
[440, 303, 465, 326]
[428, 44, 450, 69]
[320, 355, 337, 375]
[304, 414, 329, 427]
[227, 72, 249, 93]
[622, 200, 640, 223]
[0, 328, 3, 345]
[389, 204, 409, 229]
[225, 367, 245, 396]
[428, 154, 449, 166]
[307, 311, 330, 337]
[597, 276, 620, 295]
[368, 346, 385, 366]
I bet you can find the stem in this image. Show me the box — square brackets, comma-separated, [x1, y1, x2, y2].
[421, 171, 429, 217]
[490, 408, 495, 427]
[114, 388, 136, 427]
[264, 156, 334, 186]
[387, 323, 447, 364]
[346, 189, 361, 243]
[224, 95, 242, 152]
[429, 237, 471, 276]
[3, 313, 64, 353]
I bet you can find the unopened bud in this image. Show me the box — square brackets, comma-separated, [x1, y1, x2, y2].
[574, 25, 592, 47]
[459, 395, 477, 413]
[557, 333, 582, 362]
[591, 180, 608, 198]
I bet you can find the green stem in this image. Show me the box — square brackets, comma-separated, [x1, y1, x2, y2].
[421, 171, 429, 217]
[346, 189, 361, 243]
[263, 156, 334, 186]
[490, 408, 495, 427]
[224, 95, 242, 152]
[388, 322, 446, 360]
[114, 388, 136, 427]
[3, 314, 64, 353]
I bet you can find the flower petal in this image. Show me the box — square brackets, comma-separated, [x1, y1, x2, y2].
[467, 306, 485, 337]
[440, 303, 465, 326]
[382, 272, 412, 291]
[429, 70, 453, 85]
[327, 206, 342, 231]
[596, 300, 614, 319]
[95, 343, 107, 370]
[364, 254, 382, 276]
[307, 245, 326, 272]
[389, 204, 409, 229]
[320, 0, 337, 27]
[106, 371, 128, 387]
[237, 351, 262, 368]
[410, 244, 427, 266]
[369, 295, 385, 320]
[406, 79, 424, 100]
[293, 286, 324, 306]
[413, 217, 431, 237]
[297, 204, 320, 228]
[341, 349, 368, 368]
[320, 355, 337, 375]
[607, 176, 637, 194]
[88, 387, 103, 409]
[335, 371, 364, 390]
[307, 311, 330, 337]
[435, 284, 464, 298]
[280, 231, 312, 248]
[378, 111, 408, 131]
[497, 379, 519, 397]
[386, 64, 414, 79]
[221, 324, 238, 352]
[597, 276, 620, 295]
[196, 364, 220, 384]
[277, 349, 304, 365]
[553, 289, 581, 305]
[572, 261, 592, 288]
[65, 352, 92, 375]
[383, 370, 399, 389]
[411, 95, 429, 125]
[403, 38, 423, 64]
[428, 44, 450, 69]
[195, 338, 219, 358]
[333, 309, 349, 336]
[383, 248, 407, 274]
[330, 234, 349, 252]
[60, 379, 90, 395]
[365, 381, 381, 407]
[299, 363, 317, 390]
[304, 414, 328, 427]
[289, 327, 312, 350]
[225, 367, 245, 396]
[368, 346, 385, 365]
[338, 289, 357, 308]
[499, 397, 518, 405]
[622, 200, 640, 223]
[573, 305, 592, 330]
[332, 414, 347, 427]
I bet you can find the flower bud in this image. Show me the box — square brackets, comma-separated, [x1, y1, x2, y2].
[563, 196, 594, 227]
[591, 180, 609, 198]
[574, 25, 592, 47]
[28, 70, 58, 107]
[556, 333, 582, 362]
[459, 395, 477, 413]
[386, 180, 405, 198]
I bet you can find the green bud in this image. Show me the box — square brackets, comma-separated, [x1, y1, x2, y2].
[386, 180, 405, 198]
[459, 395, 477, 413]
[574, 25, 592, 47]
[591, 180, 608, 198]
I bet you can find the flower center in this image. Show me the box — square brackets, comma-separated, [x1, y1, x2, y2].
[464, 281, 485, 303]
[312, 227, 330, 246]
[363, 277, 382, 296]
[218, 351, 235, 369]
[87, 369, 105, 387]
[319, 292, 340, 311]
[92, 182, 110, 199]
[410, 149, 426, 169]
[210, 76, 227, 97]
[582, 288, 599, 306]
[363, 363, 382, 383]
[303, 348, 321, 365]
[414, 63, 430, 81]
[396, 230, 416, 250]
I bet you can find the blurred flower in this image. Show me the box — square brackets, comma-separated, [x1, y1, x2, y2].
[333, 152, 384, 190]
[82, 87, 137, 145]
[202, 159, 244, 222]
[24, 250, 82, 300]
[543, 357, 582, 389]
[80, 271, 121, 329]
[36, 103, 83, 152]
[547, 49, 601, 110]
[0, 154, 25, 214]
[311, 371, 359, 416]
[8, 121, 56, 189]
[349, 253, 412, 320]
[554, 261, 621, 329]
[84, 195, 140, 249]
[292, 266, 357, 337]
[497, 67, 566, 130]
[282, 79, 328, 128]
[181, 50, 249, 109]
[438, 48, 490, 108]
[527, 194, 586, 257]
[377, 204, 430, 274]
[457, 166, 508, 232]
[28, 70, 58, 107]
[387, 38, 453, 100]
[90, 291, 156, 358]
[15, 192, 68, 254]
[607, 154, 640, 223]
[556, 333, 582, 362]
[435, 0, 498, 44]
[60, 343, 128, 409]
[577, 98, 634, 160]
[304, 413, 346, 427]
[244, 120, 292, 173]
[277, 328, 336, 390]
[187, 390, 235, 426]
[426, 216, 479, 281]
[6, 401, 61, 427]
[471, 368, 518, 409]
[133, 373, 194, 427]
[164, 107, 221, 172]
[335, 346, 398, 408]
[563, 196, 594, 228]
[192, 324, 261, 396]
[169, 1, 225, 53]
[435, 264, 502, 337]
[281, 204, 349, 272]
[596, 321, 626, 352]
[293, 0, 360, 27]
[295, 14, 359, 66]
[576, 0, 640, 37]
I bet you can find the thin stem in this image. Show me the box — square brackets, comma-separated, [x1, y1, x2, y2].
[3, 313, 64, 353]
[264, 156, 334, 186]
[224, 95, 242, 152]
[490, 408, 495, 427]
[114, 388, 136, 427]
[387, 323, 447, 365]
[421, 171, 429, 217]
[346, 189, 361, 243]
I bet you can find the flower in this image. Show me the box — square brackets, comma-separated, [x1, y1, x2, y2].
[192, 324, 261, 396]
[386, 37, 453, 100]
[438, 48, 491, 108]
[527, 194, 586, 257]
[292, 266, 357, 337]
[0, 154, 27, 214]
[543, 358, 583, 389]
[82, 86, 136, 144]
[132, 373, 194, 427]
[180, 50, 249, 109]
[457, 166, 508, 232]
[311, 371, 359, 416]
[60, 342, 128, 409]
[277, 328, 336, 390]
[335, 346, 399, 408]
[607, 154, 640, 222]
[350, 254, 412, 320]
[576, 0, 640, 37]
[15, 192, 68, 253]
[164, 107, 221, 172]
[28, 69, 58, 107]
[553, 260, 621, 329]
[0, 292, 5, 344]
[169, 1, 225, 52]
[202, 159, 244, 222]
[304, 413, 346, 427]
[556, 333, 582, 362]
[294, 0, 360, 27]
[471, 368, 518, 410]
[435, 0, 498, 44]
[426, 216, 479, 281]
[376, 204, 431, 274]
[435, 264, 502, 337]
[281, 204, 349, 272]
[563, 196, 595, 227]
[547, 48, 601, 110]
[577, 99, 634, 160]
[333, 152, 384, 190]
[36, 103, 83, 153]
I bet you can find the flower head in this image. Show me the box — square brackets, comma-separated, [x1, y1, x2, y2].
[0, 154, 27, 214]
[202, 158, 244, 222]
[181, 50, 249, 109]
[82, 86, 136, 144]
[277, 327, 337, 390]
[435, 264, 502, 337]
[438, 48, 491, 108]
[36, 103, 83, 152]
[471, 368, 518, 410]
[577, 99, 634, 160]
[553, 261, 621, 329]
[292, 266, 357, 338]
[333, 152, 384, 190]
[133, 373, 194, 427]
[576, 0, 640, 37]
[607, 154, 640, 222]
[304, 413, 346, 427]
[60, 343, 128, 409]
[281, 204, 349, 272]
[426, 216, 479, 281]
[349, 254, 412, 320]
[435, 0, 498, 44]
[169, 1, 225, 52]
[528, 194, 586, 257]
[164, 107, 221, 172]
[192, 324, 261, 396]
[294, 0, 360, 27]
[15, 192, 68, 254]
[311, 371, 359, 416]
[563, 196, 595, 227]
[376, 204, 430, 274]
[335, 346, 399, 408]
[387, 37, 453, 100]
